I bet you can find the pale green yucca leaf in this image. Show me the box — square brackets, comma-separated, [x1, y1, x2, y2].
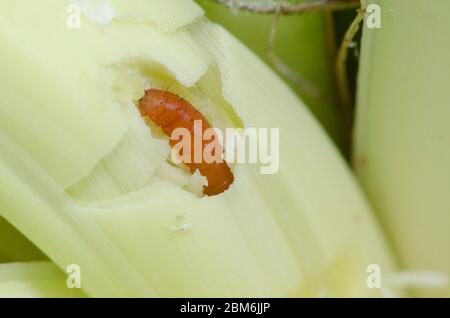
[355, 0, 450, 297]
[0, 261, 85, 298]
[0, 217, 45, 263]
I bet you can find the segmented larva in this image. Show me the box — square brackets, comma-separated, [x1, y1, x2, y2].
[139, 89, 234, 196]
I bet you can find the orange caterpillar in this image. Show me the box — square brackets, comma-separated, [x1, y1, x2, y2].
[139, 89, 234, 196]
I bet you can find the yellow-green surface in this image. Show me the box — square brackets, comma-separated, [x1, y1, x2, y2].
[0, 261, 84, 298]
[0, 217, 45, 263]
[0, 0, 395, 297]
[355, 0, 450, 297]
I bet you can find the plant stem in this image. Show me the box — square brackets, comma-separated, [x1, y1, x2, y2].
[335, 8, 363, 134]
[208, 0, 360, 15]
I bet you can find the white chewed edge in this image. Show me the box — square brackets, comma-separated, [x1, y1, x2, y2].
[381, 270, 449, 298]
[69, 0, 117, 25]
[189, 169, 208, 196]
[156, 162, 207, 198]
